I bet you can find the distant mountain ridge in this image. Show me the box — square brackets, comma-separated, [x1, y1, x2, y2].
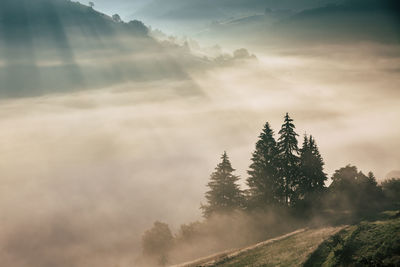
[273, 0, 400, 43]
[132, 0, 339, 19]
[0, 0, 194, 97]
[194, 0, 400, 49]
[0, 0, 149, 52]
[128, 0, 339, 34]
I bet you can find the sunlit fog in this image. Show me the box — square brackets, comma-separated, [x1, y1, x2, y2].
[0, 0, 399, 266]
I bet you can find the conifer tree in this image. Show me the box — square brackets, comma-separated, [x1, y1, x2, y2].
[299, 135, 327, 200]
[299, 135, 312, 197]
[277, 113, 300, 206]
[367, 171, 378, 186]
[201, 152, 243, 217]
[309, 136, 327, 190]
[247, 122, 280, 208]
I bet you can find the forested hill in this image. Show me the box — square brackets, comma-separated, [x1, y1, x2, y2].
[130, 0, 338, 22]
[0, 0, 195, 97]
[196, 0, 400, 49]
[0, 0, 149, 43]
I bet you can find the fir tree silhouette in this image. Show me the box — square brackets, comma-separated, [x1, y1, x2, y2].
[247, 122, 281, 208]
[201, 152, 243, 217]
[277, 113, 300, 206]
[299, 135, 327, 201]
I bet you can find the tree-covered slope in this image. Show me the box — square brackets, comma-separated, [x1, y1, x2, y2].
[132, 0, 338, 21]
[0, 0, 196, 97]
[196, 0, 400, 49]
[128, 0, 338, 34]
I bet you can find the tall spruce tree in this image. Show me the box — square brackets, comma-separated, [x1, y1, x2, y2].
[299, 135, 327, 200]
[277, 113, 300, 206]
[247, 122, 280, 209]
[299, 135, 312, 198]
[309, 136, 327, 190]
[367, 171, 378, 186]
[201, 152, 243, 217]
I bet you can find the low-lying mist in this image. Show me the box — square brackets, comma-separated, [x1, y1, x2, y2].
[0, 43, 399, 266]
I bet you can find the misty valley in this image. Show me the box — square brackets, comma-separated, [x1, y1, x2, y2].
[0, 0, 399, 267]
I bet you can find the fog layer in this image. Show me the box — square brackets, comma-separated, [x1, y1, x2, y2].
[0, 42, 399, 266]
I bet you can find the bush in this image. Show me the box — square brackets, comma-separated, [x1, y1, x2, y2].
[141, 221, 174, 266]
[382, 178, 400, 205]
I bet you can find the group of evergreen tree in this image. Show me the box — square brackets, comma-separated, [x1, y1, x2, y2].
[201, 113, 328, 217]
[141, 113, 399, 265]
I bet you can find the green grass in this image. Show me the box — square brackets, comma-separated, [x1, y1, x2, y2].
[304, 211, 400, 267]
[179, 211, 400, 267]
[212, 227, 344, 267]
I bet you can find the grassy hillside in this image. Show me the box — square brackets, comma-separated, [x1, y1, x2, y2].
[304, 211, 400, 266]
[175, 210, 400, 267]
[175, 226, 344, 267]
[210, 227, 344, 267]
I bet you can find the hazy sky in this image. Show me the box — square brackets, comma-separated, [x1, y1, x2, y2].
[90, 0, 149, 18]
